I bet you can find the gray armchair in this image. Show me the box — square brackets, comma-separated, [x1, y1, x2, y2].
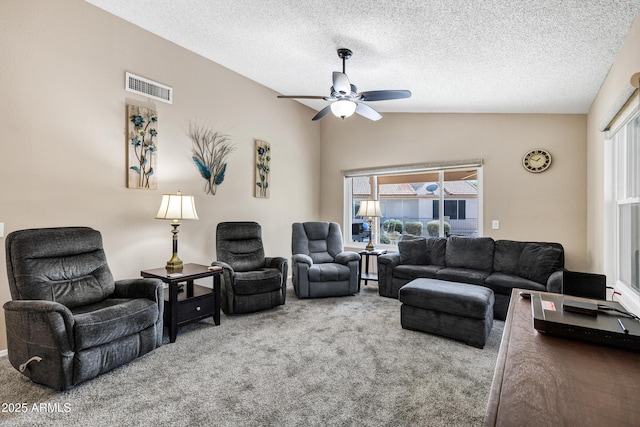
[212, 222, 288, 314]
[3, 227, 163, 390]
[291, 222, 361, 298]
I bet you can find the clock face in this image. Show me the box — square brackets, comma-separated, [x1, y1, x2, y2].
[522, 149, 551, 173]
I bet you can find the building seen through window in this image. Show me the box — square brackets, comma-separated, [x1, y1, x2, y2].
[349, 167, 480, 244]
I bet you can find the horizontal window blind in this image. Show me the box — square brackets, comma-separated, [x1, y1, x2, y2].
[600, 72, 640, 137]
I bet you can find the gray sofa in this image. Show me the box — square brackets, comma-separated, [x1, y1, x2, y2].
[378, 236, 564, 319]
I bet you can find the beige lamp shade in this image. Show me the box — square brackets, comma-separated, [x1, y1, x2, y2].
[356, 200, 381, 218]
[155, 191, 199, 220]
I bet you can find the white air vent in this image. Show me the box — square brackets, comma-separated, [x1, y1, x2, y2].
[125, 72, 173, 104]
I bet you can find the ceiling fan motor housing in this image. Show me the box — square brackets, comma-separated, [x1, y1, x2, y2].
[331, 84, 358, 98]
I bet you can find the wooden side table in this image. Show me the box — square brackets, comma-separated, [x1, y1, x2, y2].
[141, 263, 222, 343]
[358, 249, 387, 291]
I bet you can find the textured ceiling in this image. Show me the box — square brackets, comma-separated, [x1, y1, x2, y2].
[85, 0, 640, 114]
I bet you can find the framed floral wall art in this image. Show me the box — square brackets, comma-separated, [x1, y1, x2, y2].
[255, 140, 270, 198]
[127, 105, 158, 189]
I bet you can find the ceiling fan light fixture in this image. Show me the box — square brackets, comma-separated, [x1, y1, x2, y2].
[331, 99, 357, 119]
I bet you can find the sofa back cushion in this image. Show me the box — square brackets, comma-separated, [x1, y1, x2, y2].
[495, 240, 565, 277]
[493, 240, 527, 274]
[5, 227, 115, 308]
[516, 243, 564, 284]
[426, 237, 447, 266]
[216, 222, 266, 272]
[398, 237, 429, 265]
[445, 236, 495, 272]
[291, 222, 344, 264]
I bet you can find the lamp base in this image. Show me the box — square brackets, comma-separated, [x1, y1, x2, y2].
[166, 221, 183, 271]
[165, 255, 183, 272]
[365, 217, 375, 251]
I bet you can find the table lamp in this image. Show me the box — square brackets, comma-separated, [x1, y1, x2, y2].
[155, 191, 199, 271]
[356, 200, 381, 251]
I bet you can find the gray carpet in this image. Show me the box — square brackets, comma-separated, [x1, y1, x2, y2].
[0, 283, 503, 427]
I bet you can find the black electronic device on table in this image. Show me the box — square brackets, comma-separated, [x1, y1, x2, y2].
[561, 270, 607, 300]
[530, 291, 640, 353]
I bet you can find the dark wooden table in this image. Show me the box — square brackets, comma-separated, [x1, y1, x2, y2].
[484, 289, 640, 426]
[141, 263, 222, 343]
[358, 249, 387, 291]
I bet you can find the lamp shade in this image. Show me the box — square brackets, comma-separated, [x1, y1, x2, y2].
[331, 99, 357, 119]
[356, 200, 381, 218]
[155, 192, 199, 220]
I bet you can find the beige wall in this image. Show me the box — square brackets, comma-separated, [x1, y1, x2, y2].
[0, 0, 321, 350]
[320, 113, 588, 271]
[586, 12, 640, 274]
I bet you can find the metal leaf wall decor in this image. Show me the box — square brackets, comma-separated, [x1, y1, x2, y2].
[188, 122, 235, 195]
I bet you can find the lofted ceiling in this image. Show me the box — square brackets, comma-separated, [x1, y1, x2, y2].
[85, 0, 640, 115]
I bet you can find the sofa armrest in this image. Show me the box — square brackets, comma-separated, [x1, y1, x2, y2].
[265, 257, 289, 301]
[292, 253, 313, 266]
[265, 256, 288, 272]
[4, 300, 76, 390]
[546, 269, 564, 294]
[378, 253, 401, 298]
[212, 260, 234, 276]
[379, 252, 401, 269]
[114, 278, 163, 303]
[114, 278, 164, 347]
[335, 251, 361, 265]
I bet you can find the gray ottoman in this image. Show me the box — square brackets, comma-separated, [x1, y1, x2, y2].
[398, 278, 494, 348]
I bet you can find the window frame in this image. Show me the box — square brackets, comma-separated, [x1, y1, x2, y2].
[605, 105, 640, 315]
[343, 161, 483, 248]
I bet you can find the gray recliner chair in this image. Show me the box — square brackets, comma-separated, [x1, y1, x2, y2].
[3, 227, 164, 390]
[291, 222, 361, 298]
[212, 221, 288, 314]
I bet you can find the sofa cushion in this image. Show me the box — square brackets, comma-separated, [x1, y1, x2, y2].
[426, 237, 447, 266]
[233, 268, 282, 295]
[398, 238, 429, 265]
[308, 263, 351, 282]
[516, 244, 564, 284]
[72, 298, 158, 350]
[393, 264, 444, 280]
[445, 236, 495, 271]
[485, 272, 546, 296]
[493, 240, 527, 275]
[436, 267, 491, 285]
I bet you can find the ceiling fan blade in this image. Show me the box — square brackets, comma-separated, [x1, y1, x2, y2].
[311, 105, 333, 121]
[332, 72, 351, 95]
[355, 103, 382, 121]
[277, 95, 326, 99]
[359, 90, 412, 102]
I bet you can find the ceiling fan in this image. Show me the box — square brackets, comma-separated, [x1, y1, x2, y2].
[277, 48, 412, 121]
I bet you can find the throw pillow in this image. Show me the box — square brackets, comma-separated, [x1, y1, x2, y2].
[398, 237, 429, 265]
[516, 243, 563, 284]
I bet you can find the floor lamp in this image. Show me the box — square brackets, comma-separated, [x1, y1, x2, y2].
[356, 200, 381, 251]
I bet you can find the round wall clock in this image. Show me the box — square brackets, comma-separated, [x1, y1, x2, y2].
[522, 148, 552, 173]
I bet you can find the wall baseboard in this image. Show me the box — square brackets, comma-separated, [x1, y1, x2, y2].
[0, 349, 7, 358]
